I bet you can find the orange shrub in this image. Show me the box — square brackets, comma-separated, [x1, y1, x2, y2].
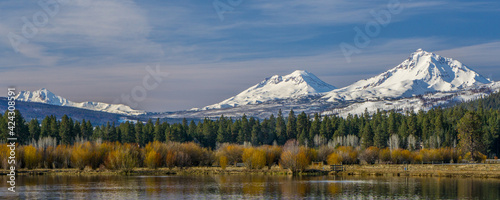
[260, 145, 282, 168]
[307, 148, 318, 162]
[295, 149, 310, 172]
[336, 146, 358, 164]
[43, 146, 56, 168]
[23, 145, 41, 169]
[390, 149, 411, 164]
[71, 142, 93, 170]
[242, 147, 266, 169]
[89, 142, 110, 169]
[179, 142, 212, 166]
[165, 151, 177, 168]
[104, 144, 140, 171]
[216, 144, 244, 166]
[400, 150, 412, 163]
[412, 152, 423, 164]
[144, 150, 161, 169]
[54, 145, 71, 168]
[379, 148, 391, 163]
[279, 140, 310, 172]
[0, 144, 10, 169]
[219, 155, 228, 170]
[327, 153, 342, 165]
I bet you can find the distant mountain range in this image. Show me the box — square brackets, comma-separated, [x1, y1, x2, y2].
[5, 49, 500, 123]
[15, 88, 145, 115]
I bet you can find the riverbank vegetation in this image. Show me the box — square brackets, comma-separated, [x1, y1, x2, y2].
[0, 139, 492, 173]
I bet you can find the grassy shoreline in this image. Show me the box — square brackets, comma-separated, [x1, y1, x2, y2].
[3, 164, 500, 178]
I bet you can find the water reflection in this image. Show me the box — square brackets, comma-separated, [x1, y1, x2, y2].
[1, 174, 499, 199]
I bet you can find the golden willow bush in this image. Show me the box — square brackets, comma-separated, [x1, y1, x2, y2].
[219, 155, 228, 170]
[242, 147, 266, 169]
[326, 146, 358, 165]
[23, 145, 42, 169]
[279, 140, 310, 172]
[144, 150, 161, 169]
[216, 144, 244, 166]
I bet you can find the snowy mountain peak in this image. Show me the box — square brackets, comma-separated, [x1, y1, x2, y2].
[197, 70, 336, 110]
[16, 88, 70, 106]
[324, 49, 493, 101]
[289, 69, 310, 76]
[15, 88, 145, 115]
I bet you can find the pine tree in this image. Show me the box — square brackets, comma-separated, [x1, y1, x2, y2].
[484, 112, 499, 156]
[457, 111, 484, 161]
[102, 123, 110, 141]
[361, 122, 374, 148]
[309, 113, 321, 145]
[238, 115, 250, 143]
[266, 114, 277, 145]
[59, 115, 72, 144]
[80, 119, 90, 140]
[73, 121, 81, 138]
[181, 118, 188, 141]
[319, 116, 331, 140]
[144, 119, 154, 143]
[217, 115, 229, 144]
[286, 110, 297, 140]
[387, 111, 398, 137]
[0, 113, 7, 140]
[40, 116, 51, 138]
[28, 119, 41, 141]
[108, 122, 118, 142]
[17, 111, 29, 144]
[135, 121, 144, 146]
[276, 110, 286, 145]
[120, 121, 134, 143]
[92, 126, 102, 141]
[251, 123, 260, 145]
[333, 120, 346, 138]
[202, 118, 216, 148]
[296, 112, 309, 145]
[85, 120, 93, 139]
[50, 115, 59, 140]
[154, 119, 164, 142]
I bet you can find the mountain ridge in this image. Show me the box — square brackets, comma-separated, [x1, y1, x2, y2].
[15, 88, 145, 116]
[196, 70, 336, 110]
[323, 49, 492, 102]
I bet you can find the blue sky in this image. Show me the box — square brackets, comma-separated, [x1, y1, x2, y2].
[1, 0, 500, 111]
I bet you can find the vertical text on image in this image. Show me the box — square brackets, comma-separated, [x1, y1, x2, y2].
[6, 88, 17, 192]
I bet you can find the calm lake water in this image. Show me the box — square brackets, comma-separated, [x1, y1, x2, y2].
[1, 174, 500, 199]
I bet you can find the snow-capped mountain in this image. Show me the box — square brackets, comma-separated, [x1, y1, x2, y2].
[324, 49, 492, 102]
[15, 88, 145, 115]
[197, 70, 336, 110]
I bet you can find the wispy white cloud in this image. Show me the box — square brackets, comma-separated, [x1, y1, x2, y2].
[0, 0, 163, 68]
